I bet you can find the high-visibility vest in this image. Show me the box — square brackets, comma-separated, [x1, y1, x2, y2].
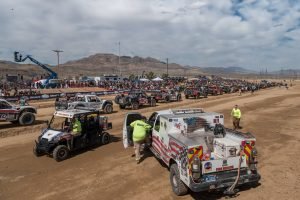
[72, 120, 82, 134]
[130, 120, 151, 142]
[231, 108, 241, 119]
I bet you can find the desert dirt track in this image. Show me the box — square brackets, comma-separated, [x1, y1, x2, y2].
[1, 82, 300, 200]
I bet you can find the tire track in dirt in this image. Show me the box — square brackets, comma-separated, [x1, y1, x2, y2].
[1, 85, 299, 200]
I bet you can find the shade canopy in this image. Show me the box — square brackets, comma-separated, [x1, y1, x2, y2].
[152, 77, 163, 81]
[139, 78, 149, 82]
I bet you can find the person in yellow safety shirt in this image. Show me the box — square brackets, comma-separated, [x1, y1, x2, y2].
[130, 116, 151, 163]
[231, 105, 242, 130]
[72, 117, 82, 135]
[70, 117, 82, 148]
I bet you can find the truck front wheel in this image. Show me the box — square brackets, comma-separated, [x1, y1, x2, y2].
[53, 145, 69, 162]
[104, 104, 113, 114]
[19, 112, 35, 125]
[101, 132, 111, 145]
[170, 163, 188, 196]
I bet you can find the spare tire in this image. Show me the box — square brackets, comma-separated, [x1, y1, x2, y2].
[19, 112, 35, 125]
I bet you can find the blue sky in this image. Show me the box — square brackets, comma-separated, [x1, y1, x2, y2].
[0, 0, 300, 71]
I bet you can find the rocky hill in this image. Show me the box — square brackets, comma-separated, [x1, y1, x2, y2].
[0, 53, 204, 80]
[62, 53, 202, 78]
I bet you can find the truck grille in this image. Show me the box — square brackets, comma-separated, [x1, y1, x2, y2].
[40, 138, 48, 145]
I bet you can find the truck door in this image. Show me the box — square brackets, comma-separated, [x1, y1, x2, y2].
[90, 96, 100, 110]
[0, 101, 13, 120]
[123, 112, 142, 148]
[151, 116, 170, 163]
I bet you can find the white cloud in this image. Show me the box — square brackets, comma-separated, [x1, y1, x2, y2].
[0, 0, 300, 70]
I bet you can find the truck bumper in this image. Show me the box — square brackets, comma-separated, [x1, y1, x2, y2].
[35, 140, 56, 154]
[190, 172, 261, 192]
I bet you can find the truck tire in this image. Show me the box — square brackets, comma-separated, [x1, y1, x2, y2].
[53, 145, 69, 162]
[19, 112, 35, 125]
[119, 105, 126, 109]
[114, 95, 120, 104]
[131, 102, 139, 110]
[170, 163, 188, 196]
[177, 95, 181, 101]
[165, 96, 170, 102]
[33, 146, 43, 157]
[104, 104, 113, 114]
[101, 132, 111, 145]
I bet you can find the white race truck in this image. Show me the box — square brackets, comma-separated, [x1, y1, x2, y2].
[123, 108, 260, 196]
[55, 94, 113, 114]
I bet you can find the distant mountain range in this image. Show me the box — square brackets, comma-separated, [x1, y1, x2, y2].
[200, 66, 256, 75]
[0, 53, 299, 79]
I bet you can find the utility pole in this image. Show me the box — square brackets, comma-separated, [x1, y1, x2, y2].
[166, 58, 169, 77]
[52, 50, 63, 79]
[118, 42, 121, 76]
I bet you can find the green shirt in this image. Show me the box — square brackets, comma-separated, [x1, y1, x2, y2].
[231, 108, 241, 119]
[130, 120, 151, 142]
[72, 119, 82, 134]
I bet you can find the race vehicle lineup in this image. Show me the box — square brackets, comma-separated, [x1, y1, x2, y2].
[0, 89, 263, 197]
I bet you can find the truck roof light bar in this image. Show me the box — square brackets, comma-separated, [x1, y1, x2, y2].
[171, 108, 204, 114]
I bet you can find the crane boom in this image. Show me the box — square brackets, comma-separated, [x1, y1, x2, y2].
[14, 51, 58, 85]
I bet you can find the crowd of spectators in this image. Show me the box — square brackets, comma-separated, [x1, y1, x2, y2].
[0, 75, 282, 97]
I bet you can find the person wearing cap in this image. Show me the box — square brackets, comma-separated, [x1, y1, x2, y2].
[231, 105, 242, 130]
[130, 116, 151, 163]
[70, 117, 82, 148]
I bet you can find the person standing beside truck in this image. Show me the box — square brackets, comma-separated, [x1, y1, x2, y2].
[130, 116, 151, 163]
[231, 105, 242, 130]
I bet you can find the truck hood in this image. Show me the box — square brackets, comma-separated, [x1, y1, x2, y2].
[41, 130, 63, 141]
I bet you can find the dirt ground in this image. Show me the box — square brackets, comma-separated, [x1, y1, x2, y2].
[0, 82, 300, 200]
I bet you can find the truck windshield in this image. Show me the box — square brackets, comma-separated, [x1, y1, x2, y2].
[49, 116, 69, 130]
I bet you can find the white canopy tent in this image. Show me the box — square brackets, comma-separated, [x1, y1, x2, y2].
[152, 77, 163, 81]
[139, 78, 149, 82]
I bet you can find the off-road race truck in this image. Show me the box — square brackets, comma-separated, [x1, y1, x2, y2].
[55, 94, 113, 114]
[151, 89, 181, 102]
[33, 109, 112, 161]
[123, 108, 260, 196]
[0, 98, 36, 125]
[184, 87, 208, 99]
[114, 90, 156, 110]
[207, 86, 223, 96]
